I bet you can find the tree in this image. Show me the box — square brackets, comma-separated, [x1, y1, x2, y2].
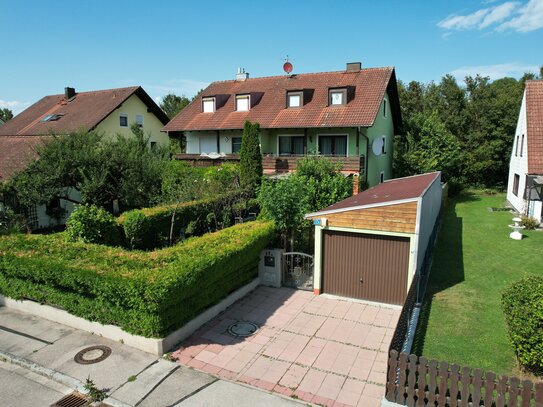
[9, 127, 168, 210]
[160, 93, 190, 119]
[239, 121, 263, 190]
[0, 108, 13, 123]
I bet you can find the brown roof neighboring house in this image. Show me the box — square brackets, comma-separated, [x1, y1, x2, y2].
[0, 86, 169, 137]
[305, 172, 441, 217]
[526, 80, 543, 174]
[163, 66, 401, 132]
[0, 86, 169, 182]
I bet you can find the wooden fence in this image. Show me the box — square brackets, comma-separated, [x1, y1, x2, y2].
[386, 350, 543, 407]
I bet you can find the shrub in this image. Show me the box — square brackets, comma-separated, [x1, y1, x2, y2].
[0, 221, 274, 337]
[119, 190, 249, 250]
[0, 207, 26, 235]
[66, 204, 120, 246]
[502, 276, 543, 372]
[521, 216, 540, 230]
[239, 121, 263, 191]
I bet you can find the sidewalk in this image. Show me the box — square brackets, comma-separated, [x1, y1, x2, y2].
[0, 307, 307, 407]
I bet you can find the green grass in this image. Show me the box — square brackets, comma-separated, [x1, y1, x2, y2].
[413, 191, 543, 376]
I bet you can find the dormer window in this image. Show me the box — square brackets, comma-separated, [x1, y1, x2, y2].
[202, 97, 215, 113]
[236, 94, 250, 111]
[287, 91, 303, 108]
[329, 88, 347, 106]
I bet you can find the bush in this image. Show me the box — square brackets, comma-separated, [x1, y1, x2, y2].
[521, 216, 540, 230]
[0, 221, 274, 337]
[502, 276, 543, 372]
[0, 207, 26, 235]
[119, 190, 249, 250]
[66, 204, 120, 246]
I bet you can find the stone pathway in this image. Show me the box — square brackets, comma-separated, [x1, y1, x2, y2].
[173, 286, 401, 407]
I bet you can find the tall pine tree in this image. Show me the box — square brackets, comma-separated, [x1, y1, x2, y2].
[239, 121, 263, 191]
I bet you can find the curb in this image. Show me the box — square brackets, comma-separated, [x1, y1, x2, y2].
[0, 349, 132, 407]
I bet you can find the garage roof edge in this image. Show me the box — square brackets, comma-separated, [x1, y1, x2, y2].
[304, 197, 419, 219]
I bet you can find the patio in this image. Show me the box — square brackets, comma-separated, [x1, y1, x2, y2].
[172, 286, 400, 407]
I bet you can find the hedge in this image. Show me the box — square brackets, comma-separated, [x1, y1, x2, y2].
[0, 220, 275, 337]
[502, 275, 543, 372]
[118, 190, 251, 250]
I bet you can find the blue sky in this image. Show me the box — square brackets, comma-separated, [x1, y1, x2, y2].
[1, 0, 542, 114]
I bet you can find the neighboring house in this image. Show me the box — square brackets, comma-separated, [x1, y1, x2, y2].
[305, 172, 442, 305]
[506, 80, 543, 223]
[163, 62, 402, 187]
[0, 86, 170, 229]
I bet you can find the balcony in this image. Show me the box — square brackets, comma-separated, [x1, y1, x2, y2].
[174, 154, 365, 174]
[262, 155, 364, 175]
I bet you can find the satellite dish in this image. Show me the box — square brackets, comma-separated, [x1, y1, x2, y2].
[372, 137, 384, 156]
[283, 61, 293, 74]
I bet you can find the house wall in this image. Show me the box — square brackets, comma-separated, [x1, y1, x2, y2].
[414, 174, 442, 276]
[366, 94, 394, 186]
[97, 94, 170, 147]
[35, 188, 81, 230]
[507, 91, 529, 214]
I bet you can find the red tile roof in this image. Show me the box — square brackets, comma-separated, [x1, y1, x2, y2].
[0, 136, 48, 182]
[306, 172, 441, 216]
[526, 80, 543, 174]
[0, 86, 169, 137]
[163, 67, 400, 132]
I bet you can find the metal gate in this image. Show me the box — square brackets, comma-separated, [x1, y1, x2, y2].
[282, 252, 314, 291]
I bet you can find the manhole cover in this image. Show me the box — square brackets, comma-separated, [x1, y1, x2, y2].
[227, 321, 259, 337]
[74, 345, 112, 365]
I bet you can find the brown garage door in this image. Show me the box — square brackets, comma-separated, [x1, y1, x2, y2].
[322, 230, 410, 305]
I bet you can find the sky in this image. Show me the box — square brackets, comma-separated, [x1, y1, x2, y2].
[1, 0, 542, 115]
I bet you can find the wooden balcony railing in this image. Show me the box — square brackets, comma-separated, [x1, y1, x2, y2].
[174, 154, 365, 174]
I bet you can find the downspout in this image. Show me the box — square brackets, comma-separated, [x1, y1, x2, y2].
[216, 130, 220, 154]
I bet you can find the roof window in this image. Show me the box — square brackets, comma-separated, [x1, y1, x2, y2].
[40, 114, 64, 122]
[329, 88, 347, 106]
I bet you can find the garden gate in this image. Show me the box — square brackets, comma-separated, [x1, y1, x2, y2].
[282, 252, 314, 291]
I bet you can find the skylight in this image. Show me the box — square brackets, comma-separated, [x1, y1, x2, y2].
[40, 114, 64, 122]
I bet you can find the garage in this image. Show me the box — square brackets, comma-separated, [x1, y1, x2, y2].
[322, 230, 410, 304]
[306, 172, 442, 305]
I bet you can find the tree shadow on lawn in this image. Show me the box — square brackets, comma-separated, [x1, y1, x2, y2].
[411, 192, 479, 355]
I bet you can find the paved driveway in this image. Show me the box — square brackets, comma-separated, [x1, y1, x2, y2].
[173, 286, 400, 407]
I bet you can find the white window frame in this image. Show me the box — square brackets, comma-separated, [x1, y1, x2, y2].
[232, 137, 242, 154]
[316, 133, 349, 157]
[236, 94, 250, 111]
[383, 98, 388, 118]
[520, 134, 525, 157]
[119, 113, 128, 127]
[381, 136, 386, 154]
[202, 97, 216, 113]
[287, 91, 303, 108]
[135, 114, 144, 128]
[277, 134, 305, 156]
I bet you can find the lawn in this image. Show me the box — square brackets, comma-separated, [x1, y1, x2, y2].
[413, 191, 543, 376]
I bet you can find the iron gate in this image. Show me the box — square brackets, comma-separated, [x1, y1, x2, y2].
[282, 252, 314, 291]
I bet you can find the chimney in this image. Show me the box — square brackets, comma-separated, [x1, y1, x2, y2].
[235, 67, 249, 81]
[346, 62, 362, 72]
[65, 87, 76, 100]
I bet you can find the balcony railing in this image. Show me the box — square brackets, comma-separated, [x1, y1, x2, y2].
[174, 154, 365, 174]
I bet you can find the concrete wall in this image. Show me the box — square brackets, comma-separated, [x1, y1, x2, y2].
[414, 173, 442, 275]
[506, 91, 529, 215]
[97, 94, 170, 147]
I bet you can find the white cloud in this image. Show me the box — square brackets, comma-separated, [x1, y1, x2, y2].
[438, 2, 518, 30]
[449, 63, 540, 80]
[497, 0, 543, 32]
[0, 99, 30, 115]
[438, 0, 543, 33]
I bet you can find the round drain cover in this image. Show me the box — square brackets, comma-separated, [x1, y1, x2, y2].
[227, 321, 259, 337]
[74, 345, 112, 365]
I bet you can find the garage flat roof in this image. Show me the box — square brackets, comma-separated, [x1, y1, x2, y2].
[306, 172, 441, 217]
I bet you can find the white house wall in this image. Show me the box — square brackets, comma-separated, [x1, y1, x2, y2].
[415, 174, 443, 274]
[506, 91, 529, 214]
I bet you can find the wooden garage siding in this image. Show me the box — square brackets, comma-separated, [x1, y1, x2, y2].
[318, 202, 418, 234]
[322, 230, 410, 304]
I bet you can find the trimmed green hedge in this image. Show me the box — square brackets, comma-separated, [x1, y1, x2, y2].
[0, 221, 274, 337]
[118, 190, 250, 250]
[502, 275, 543, 372]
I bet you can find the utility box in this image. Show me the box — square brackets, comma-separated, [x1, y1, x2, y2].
[258, 249, 284, 288]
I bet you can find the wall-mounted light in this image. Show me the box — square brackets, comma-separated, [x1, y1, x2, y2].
[224, 136, 229, 142]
